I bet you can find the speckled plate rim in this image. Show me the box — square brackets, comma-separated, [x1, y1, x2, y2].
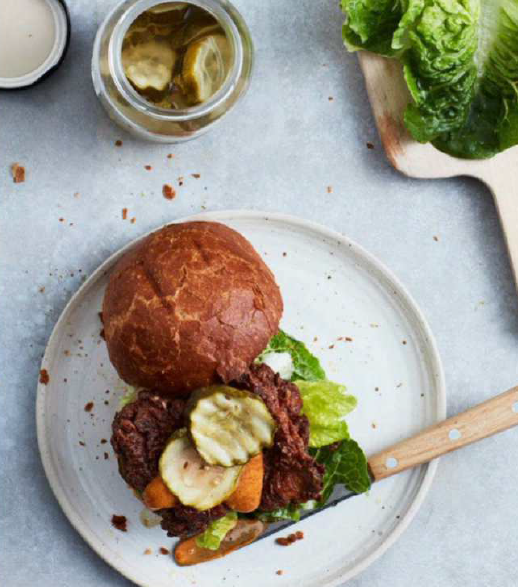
[36, 209, 446, 586]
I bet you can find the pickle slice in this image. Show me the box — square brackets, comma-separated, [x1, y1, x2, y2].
[148, 2, 188, 17]
[122, 39, 177, 91]
[159, 429, 242, 511]
[179, 34, 230, 105]
[187, 386, 276, 467]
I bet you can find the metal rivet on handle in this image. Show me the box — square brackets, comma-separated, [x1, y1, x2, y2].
[385, 457, 398, 469]
[448, 428, 461, 441]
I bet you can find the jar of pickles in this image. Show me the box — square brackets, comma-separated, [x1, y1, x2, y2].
[92, 0, 253, 142]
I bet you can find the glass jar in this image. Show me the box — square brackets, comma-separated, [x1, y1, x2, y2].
[92, 0, 253, 143]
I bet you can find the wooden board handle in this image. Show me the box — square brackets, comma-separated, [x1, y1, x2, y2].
[368, 386, 518, 481]
[483, 169, 518, 289]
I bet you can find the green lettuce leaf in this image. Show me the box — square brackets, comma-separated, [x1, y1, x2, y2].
[255, 333, 370, 522]
[118, 387, 138, 410]
[342, 0, 404, 55]
[259, 330, 326, 382]
[341, 0, 518, 159]
[256, 504, 302, 523]
[195, 512, 238, 551]
[312, 439, 371, 502]
[296, 380, 357, 447]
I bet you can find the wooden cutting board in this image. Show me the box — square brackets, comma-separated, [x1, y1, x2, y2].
[359, 52, 518, 287]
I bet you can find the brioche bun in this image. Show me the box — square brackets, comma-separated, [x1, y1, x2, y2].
[103, 221, 283, 395]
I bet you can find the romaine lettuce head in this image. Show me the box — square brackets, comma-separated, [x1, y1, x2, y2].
[342, 0, 518, 159]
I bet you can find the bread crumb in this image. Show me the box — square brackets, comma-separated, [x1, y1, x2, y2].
[104, 452, 109, 460]
[328, 96, 333, 101]
[433, 235, 439, 242]
[327, 186, 333, 194]
[371, 422, 377, 429]
[167, 154, 174, 159]
[402, 340, 407, 345]
[115, 140, 123, 147]
[111, 515, 127, 532]
[144, 165, 152, 171]
[130, 217, 136, 224]
[84, 402, 94, 412]
[366, 142, 375, 150]
[159, 547, 170, 555]
[144, 548, 152, 555]
[345, 337, 353, 342]
[39, 369, 50, 385]
[11, 163, 25, 183]
[163, 184, 176, 200]
[276, 570, 284, 575]
[122, 208, 128, 220]
[191, 173, 201, 179]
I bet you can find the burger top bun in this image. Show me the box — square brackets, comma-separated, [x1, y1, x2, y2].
[102, 221, 283, 396]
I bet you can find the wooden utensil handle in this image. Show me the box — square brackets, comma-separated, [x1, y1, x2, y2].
[368, 386, 518, 481]
[483, 170, 518, 289]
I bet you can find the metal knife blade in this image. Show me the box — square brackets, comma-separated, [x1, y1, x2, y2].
[256, 488, 358, 542]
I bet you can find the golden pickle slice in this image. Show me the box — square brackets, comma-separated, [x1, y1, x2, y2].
[122, 38, 177, 91]
[187, 386, 276, 467]
[148, 2, 188, 17]
[179, 34, 230, 105]
[159, 429, 242, 511]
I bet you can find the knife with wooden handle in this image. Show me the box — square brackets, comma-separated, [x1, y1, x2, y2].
[178, 385, 518, 562]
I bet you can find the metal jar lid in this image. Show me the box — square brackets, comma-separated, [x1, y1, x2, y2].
[0, 0, 70, 90]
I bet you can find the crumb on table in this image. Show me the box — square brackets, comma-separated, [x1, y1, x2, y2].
[11, 163, 25, 183]
[163, 184, 176, 200]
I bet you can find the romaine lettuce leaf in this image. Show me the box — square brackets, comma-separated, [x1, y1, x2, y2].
[256, 504, 302, 523]
[255, 332, 370, 522]
[342, 0, 404, 55]
[195, 511, 238, 550]
[259, 330, 326, 382]
[118, 386, 138, 410]
[311, 439, 371, 501]
[341, 0, 518, 159]
[296, 380, 357, 447]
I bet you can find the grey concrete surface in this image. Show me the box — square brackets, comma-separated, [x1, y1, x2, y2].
[2, 1, 518, 586]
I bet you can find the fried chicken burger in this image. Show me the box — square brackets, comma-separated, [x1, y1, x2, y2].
[104, 221, 338, 565]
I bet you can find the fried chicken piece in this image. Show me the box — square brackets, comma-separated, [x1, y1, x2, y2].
[111, 390, 185, 491]
[235, 364, 324, 511]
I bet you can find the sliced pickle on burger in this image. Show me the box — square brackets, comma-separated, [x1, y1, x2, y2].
[187, 386, 276, 467]
[122, 39, 177, 92]
[159, 429, 242, 511]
